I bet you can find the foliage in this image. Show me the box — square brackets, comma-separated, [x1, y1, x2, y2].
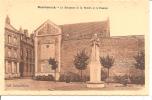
[100, 55, 114, 84]
[74, 49, 89, 70]
[129, 75, 145, 85]
[113, 74, 145, 85]
[34, 74, 54, 81]
[59, 72, 80, 82]
[101, 69, 108, 81]
[48, 57, 58, 70]
[100, 55, 114, 69]
[119, 75, 129, 86]
[48, 57, 58, 81]
[59, 72, 89, 83]
[134, 51, 145, 70]
[73, 49, 89, 82]
[112, 75, 128, 86]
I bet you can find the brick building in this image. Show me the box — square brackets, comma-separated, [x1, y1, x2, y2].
[4, 16, 20, 79]
[34, 19, 144, 80]
[19, 29, 35, 77]
[4, 16, 35, 79]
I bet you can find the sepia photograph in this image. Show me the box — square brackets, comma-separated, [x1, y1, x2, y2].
[0, 0, 149, 95]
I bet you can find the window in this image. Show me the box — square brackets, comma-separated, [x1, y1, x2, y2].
[26, 50, 28, 60]
[8, 35, 11, 43]
[66, 34, 70, 37]
[30, 50, 32, 57]
[14, 51, 17, 58]
[46, 45, 49, 48]
[8, 62, 11, 73]
[21, 49, 23, 57]
[21, 35, 23, 40]
[8, 48, 11, 57]
[5, 61, 8, 73]
[13, 37, 17, 45]
[14, 62, 17, 73]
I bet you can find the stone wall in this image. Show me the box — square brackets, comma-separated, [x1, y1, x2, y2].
[61, 35, 144, 76]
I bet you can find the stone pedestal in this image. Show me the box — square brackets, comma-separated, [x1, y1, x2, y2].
[87, 82, 105, 88]
[87, 61, 105, 88]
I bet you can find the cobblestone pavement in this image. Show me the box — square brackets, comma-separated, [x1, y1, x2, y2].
[5, 79, 144, 91]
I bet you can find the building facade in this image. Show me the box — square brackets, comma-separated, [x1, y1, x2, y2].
[34, 20, 61, 80]
[4, 16, 144, 80]
[19, 29, 35, 77]
[4, 16, 35, 79]
[34, 19, 144, 80]
[4, 16, 20, 79]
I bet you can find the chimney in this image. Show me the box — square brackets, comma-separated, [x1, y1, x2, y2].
[24, 29, 28, 36]
[19, 27, 23, 33]
[30, 33, 34, 39]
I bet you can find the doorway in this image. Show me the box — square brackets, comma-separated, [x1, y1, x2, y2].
[19, 62, 24, 77]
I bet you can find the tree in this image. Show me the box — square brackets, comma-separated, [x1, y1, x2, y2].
[134, 51, 145, 70]
[100, 55, 114, 84]
[73, 49, 89, 82]
[48, 57, 58, 82]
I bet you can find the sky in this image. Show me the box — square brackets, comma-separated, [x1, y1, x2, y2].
[1, 0, 148, 36]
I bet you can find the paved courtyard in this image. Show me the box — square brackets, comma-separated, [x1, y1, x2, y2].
[5, 79, 144, 91]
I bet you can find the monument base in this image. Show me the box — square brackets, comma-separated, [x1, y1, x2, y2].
[87, 82, 105, 88]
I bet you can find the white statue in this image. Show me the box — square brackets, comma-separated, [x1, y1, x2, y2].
[90, 33, 100, 61]
[89, 33, 102, 83]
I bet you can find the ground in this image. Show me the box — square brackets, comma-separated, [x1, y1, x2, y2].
[5, 79, 144, 91]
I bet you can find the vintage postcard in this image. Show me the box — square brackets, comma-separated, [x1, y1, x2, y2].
[0, 0, 149, 95]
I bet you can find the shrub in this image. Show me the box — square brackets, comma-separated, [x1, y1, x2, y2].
[105, 77, 116, 83]
[59, 72, 89, 82]
[101, 69, 108, 81]
[34, 74, 54, 81]
[83, 75, 89, 82]
[129, 75, 145, 85]
[59, 74, 66, 82]
[112, 75, 129, 86]
[112, 74, 145, 85]
[120, 75, 129, 86]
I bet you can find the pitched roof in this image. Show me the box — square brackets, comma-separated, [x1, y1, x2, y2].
[5, 23, 18, 33]
[60, 20, 109, 35]
[34, 19, 109, 38]
[60, 20, 110, 40]
[34, 19, 61, 33]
